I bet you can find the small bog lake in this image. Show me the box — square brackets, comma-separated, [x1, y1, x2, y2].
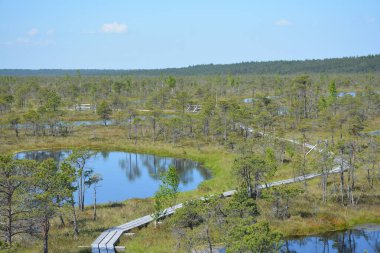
[15, 150, 211, 205]
[216, 224, 380, 253]
[281, 224, 380, 253]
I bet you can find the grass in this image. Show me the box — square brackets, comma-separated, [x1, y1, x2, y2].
[1, 125, 236, 252]
[18, 198, 156, 253]
[261, 171, 380, 237]
[121, 223, 176, 253]
[1, 123, 379, 252]
[123, 175, 380, 252]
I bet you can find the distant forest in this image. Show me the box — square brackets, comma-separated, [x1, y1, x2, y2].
[1, 54, 380, 76]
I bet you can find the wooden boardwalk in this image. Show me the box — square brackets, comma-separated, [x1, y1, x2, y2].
[91, 128, 348, 253]
[91, 204, 183, 253]
[91, 163, 347, 253]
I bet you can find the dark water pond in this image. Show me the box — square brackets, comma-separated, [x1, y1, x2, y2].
[243, 98, 255, 103]
[338, 91, 356, 97]
[1, 120, 115, 129]
[69, 120, 114, 126]
[281, 224, 380, 253]
[15, 150, 211, 205]
[3, 115, 178, 128]
[368, 130, 380, 136]
[214, 224, 380, 253]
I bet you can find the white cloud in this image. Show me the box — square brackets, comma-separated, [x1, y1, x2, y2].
[27, 28, 39, 36]
[16, 37, 31, 44]
[46, 29, 55, 35]
[34, 39, 54, 46]
[3, 28, 55, 46]
[275, 19, 292, 26]
[4, 37, 54, 46]
[101, 22, 127, 33]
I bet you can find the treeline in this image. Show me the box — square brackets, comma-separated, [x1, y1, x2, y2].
[1, 73, 379, 145]
[1, 54, 380, 77]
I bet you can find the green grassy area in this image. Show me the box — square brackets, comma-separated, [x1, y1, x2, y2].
[1, 125, 236, 252]
[2, 123, 379, 253]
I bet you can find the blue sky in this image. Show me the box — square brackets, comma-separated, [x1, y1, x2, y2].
[0, 0, 379, 69]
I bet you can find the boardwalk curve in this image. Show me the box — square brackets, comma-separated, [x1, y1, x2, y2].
[92, 130, 348, 253]
[91, 165, 347, 253]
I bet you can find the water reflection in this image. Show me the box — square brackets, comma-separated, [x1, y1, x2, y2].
[70, 120, 114, 126]
[16, 150, 211, 205]
[338, 91, 356, 98]
[368, 130, 380, 136]
[243, 98, 255, 103]
[118, 153, 141, 181]
[281, 225, 380, 253]
[215, 226, 380, 253]
[15, 150, 70, 162]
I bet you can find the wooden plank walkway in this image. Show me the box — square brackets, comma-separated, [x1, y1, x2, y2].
[91, 164, 347, 253]
[91, 204, 184, 253]
[91, 129, 348, 253]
